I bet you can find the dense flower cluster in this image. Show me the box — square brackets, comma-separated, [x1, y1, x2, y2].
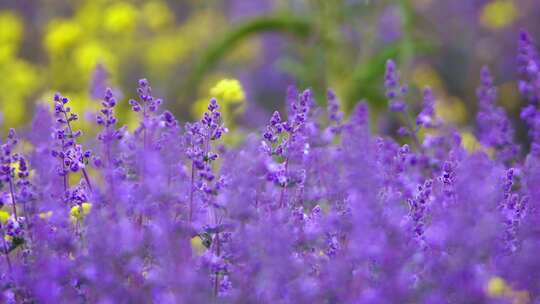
[2, 31, 540, 303]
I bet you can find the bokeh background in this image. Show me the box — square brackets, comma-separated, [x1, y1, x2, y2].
[1, 0, 539, 140]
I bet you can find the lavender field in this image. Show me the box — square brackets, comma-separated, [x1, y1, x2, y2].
[1, 1, 540, 303]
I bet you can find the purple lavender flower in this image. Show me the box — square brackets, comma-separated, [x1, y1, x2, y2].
[517, 30, 540, 103]
[96, 88, 125, 166]
[385, 59, 408, 113]
[327, 89, 344, 134]
[476, 66, 518, 161]
[51, 93, 93, 192]
[185, 97, 228, 224]
[416, 87, 438, 128]
[498, 168, 527, 253]
[129, 79, 163, 150]
[262, 87, 313, 208]
[384, 60, 425, 150]
[160, 110, 178, 129]
[262, 111, 284, 156]
[129, 79, 163, 115]
[518, 30, 540, 157]
[408, 179, 433, 247]
[0, 129, 20, 218]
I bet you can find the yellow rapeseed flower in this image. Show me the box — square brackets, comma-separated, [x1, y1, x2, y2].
[143, 1, 173, 30]
[191, 78, 246, 123]
[104, 2, 138, 34]
[460, 131, 481, 152]
[38, 211, 53, 220]
[435, 97, 467, 125]
[0, 59, 39, 126]
[191, 236, 206, 256]
[73, 40, 114, 74]
[44, 19, 82, 55]
[0, 10, 23, 61]
[412, 64, 444, 92]
[10, 161, 21, 176]
[146, 34, 186, 69]
[0, 11, 23, 45]
[0, 210, 9, 224]
[75, 1, 105, 33]
[70, 202, 92, 223]
[480, 0, 518, 30]
[487, 276, 507, 297]
[486, 276, 531, 304]
[210, 79, 246, 103]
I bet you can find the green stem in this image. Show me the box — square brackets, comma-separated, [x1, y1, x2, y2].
[398, 0, 415, 73]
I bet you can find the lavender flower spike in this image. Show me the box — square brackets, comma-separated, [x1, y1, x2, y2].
[385, 59, 408, 112]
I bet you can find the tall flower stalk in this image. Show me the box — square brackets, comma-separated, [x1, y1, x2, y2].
[129, 79, 162, 151]
[1, 129, 19, 218]
[96, 88, 125, 201]
[262, 87, 312, 209]
[51, 93, 93, 193]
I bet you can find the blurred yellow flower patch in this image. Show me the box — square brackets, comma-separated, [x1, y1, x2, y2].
[460, 131, 483, 153]
[487, 276, 507, 297]
[0, 11, 22, 45]
[45, 19, 83, 56]
[412, 64, 444, 92]
[146, 34, 187, 70]
[73, 40, 115, 75]
[192, 78, 246, 130]
[210, 79, 246, 103]
[0, 59, 39, 127]
[480, 0, 519, 30]
[0, 210, 9, 223]
[70, 202, 93, 223]
[143, 1, 174, 30]
[104, 2, 138, 34]
[76, 1, 105, 33]
[435, 96, 467, 125]
[0, 10, 23, 61]
[191, 236, 206, 256]
[486, 276, 530, 304]
[39, 211, 53, 220]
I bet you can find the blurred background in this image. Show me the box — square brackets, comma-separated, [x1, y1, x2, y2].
[0, 0, 539, 138]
